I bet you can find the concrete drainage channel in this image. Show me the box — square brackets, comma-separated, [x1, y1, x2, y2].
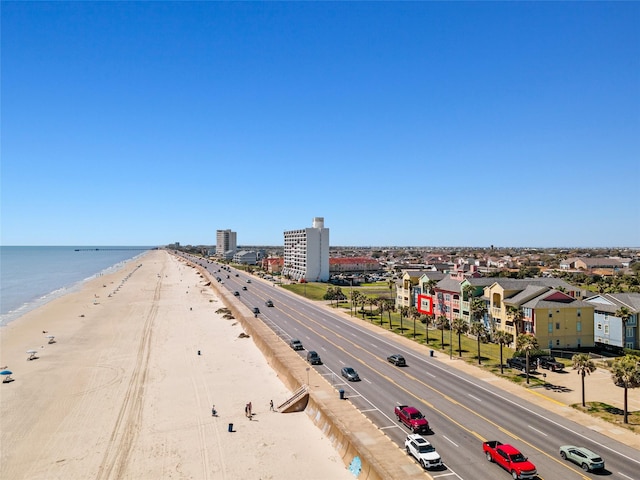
[190, 262, 429, 480]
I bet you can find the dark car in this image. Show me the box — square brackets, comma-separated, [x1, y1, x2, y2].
[506, 356, 531, 372]
[290, 339, 304, 351]
[233, 291, 240, 296]
[265, 299, 274, 307]
[307, 350, 322, 365]
[341, 367, 360, 381]
[387, 354, 406, 366]
[242, 286, 247, 291]
[537, 355, 565, 372]
[252, 307, 260, 315]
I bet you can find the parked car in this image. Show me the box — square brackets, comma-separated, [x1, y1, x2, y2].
[246, 279, 251, 283]
[242, 286, 247, 291]
[233, 291, 240, 296]
[265, 299, 274, 307]
[537, 355, 565, 372]
[341, 367, 360, 381]
[289, 339, 304, 351]
[306, 350, 322, 365]
[252, 307, 260, 315]
[506, 356, 531, 373]
[559, 445, 605, 471]
[387, 354, 406, 366]
[405, 434, 442, 469]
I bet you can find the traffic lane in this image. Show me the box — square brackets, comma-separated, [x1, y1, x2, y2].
[288, 302, 640, 472]
[260, 300, 630, 480]
[214, 278, 636, 480]
[418, 358, 640, 478]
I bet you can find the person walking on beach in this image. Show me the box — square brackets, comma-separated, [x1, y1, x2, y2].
[270, 399, 274, 411]
[211, 405, 217, 416]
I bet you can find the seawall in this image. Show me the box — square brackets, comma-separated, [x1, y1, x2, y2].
[185, 259, 428, 480]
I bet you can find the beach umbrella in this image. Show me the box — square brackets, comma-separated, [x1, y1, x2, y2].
[26, 349, 38, 354]
[46, 335, 55, 339]
[0, 370, 12, 376]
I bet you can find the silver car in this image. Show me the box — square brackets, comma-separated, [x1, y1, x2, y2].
[559, 445, 605, 471]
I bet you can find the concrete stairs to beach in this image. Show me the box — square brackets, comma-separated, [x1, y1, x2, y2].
[277, 384, 309, 413]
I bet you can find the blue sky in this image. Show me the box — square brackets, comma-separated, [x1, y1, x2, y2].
[2, 2, 639, 248]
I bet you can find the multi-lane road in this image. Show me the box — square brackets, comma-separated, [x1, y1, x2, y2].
[181, 254, 640, 480]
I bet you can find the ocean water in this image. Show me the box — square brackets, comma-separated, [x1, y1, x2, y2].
[0, 246, 154, 326]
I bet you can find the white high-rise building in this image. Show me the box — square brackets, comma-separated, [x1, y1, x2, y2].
[283, 217, 329, 282]
[216, 229, 237, 256]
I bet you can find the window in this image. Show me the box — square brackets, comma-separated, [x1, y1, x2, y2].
[549, 311, 553, 318]
[556, 322, 560, 330]
[556, 339, 560, 346]
[548, 323, 553, 333]
[597, 322, 602, 331]
[626, 327, 633, 338]
[604, 325, 609, 335]
[445, 294, 450, 302]
[576, 321, 581, 332]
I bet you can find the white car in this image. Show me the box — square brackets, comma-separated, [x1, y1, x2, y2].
[405, 434, 442, 469]
[559, 445, 605, 471]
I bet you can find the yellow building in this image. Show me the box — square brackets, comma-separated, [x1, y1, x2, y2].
[485, 279, 594, 349]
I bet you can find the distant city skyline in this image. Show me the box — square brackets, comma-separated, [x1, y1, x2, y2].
[2, 2, 638, 248]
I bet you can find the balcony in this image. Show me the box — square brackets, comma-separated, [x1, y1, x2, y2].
[492, 307, 502, 317]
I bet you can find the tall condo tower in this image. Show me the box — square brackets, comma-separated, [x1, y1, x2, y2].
[283, 217, 330, 282]
[216, 229, 237, 256]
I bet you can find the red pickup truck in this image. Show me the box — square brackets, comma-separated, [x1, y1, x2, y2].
[483, 441, 537, 479]
[394, 405, 430, 434]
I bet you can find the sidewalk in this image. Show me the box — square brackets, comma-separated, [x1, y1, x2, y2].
[435, 353, 640, 450]
[323, 303, 640, 451]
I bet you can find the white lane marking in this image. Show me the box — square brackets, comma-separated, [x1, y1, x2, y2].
[468, 394, 481, 402]
[618, 472, 634, 480]
[364, 378, 372, 384]
[442, 435, 459, 447]
[528, 425, 548, 436]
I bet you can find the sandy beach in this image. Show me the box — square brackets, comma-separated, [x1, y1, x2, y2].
[0, 250, 352, 479]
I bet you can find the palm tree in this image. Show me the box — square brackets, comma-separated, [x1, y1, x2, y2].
[377, 297, 386, 325]
[470, 321, 487, 365]
[359, 294, 368, 320]
[516, 333, 539, 385]
[451, 317, 469, 357]
[494, 330, 514, 374]
[369, 296, 379, 320]
[572, 353, 596, 408]
[425, 279, 438, 296]
[424, 314, 435, 343]
[611, 354, 640, 424]
[615, 306, 632, 349]
[507, 305, 524, 338]
[408, 306, 418, 339]
[400, 306, 409, 334]
[385, 299, 394, 329]
[350, 290, 360, 317]
[436, 315, 448, 348]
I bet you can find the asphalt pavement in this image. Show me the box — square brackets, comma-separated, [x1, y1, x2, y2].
[327, 303, 640, 452]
